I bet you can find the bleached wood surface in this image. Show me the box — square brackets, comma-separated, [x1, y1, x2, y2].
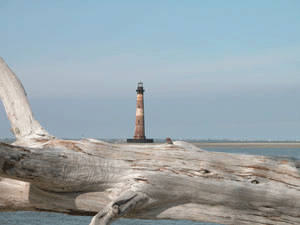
[1, 57, 300, 225]
[0, 58, 51, 139]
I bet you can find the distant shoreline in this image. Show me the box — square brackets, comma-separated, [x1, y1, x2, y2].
[1, 139, 300, 148]
[192, 142, 300, 148]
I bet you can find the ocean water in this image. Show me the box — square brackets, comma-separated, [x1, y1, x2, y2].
[203, 146, 300, 159]
[0, 211, 218, 225]
[1, 146, 299, 225]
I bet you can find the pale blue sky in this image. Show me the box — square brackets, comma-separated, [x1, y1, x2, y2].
[0, 0, 299, 140]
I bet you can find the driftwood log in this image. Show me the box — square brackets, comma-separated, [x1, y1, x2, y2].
[1, 57, 300, 225]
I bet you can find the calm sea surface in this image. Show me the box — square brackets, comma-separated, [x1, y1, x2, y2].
[1, 146, 299, 225]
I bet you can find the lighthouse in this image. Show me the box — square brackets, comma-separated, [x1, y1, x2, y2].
[127, 82, 153, 143]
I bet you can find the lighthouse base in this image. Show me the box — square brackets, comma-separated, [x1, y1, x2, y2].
[127, 139, 154, 143]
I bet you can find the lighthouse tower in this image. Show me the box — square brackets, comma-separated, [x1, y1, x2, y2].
[134, 82, 146, 139]
[127, 82, 153, 143]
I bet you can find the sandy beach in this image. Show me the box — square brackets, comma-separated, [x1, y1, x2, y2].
[121, 141, 300, 148]
[192, 142, 300, 148]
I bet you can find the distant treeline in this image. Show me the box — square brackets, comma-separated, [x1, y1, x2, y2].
[0, 138, 15, 144]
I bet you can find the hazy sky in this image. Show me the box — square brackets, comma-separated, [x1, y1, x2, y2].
[0, 0, 299, 140]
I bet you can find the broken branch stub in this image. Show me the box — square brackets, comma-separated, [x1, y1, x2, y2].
[0, 57, 51, 139]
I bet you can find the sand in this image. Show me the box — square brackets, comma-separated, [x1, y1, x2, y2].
[192, 142, 300, 148]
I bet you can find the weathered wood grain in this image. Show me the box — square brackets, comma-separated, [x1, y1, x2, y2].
[1, 57, 300, 225]
[0, 58, 51, 140]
